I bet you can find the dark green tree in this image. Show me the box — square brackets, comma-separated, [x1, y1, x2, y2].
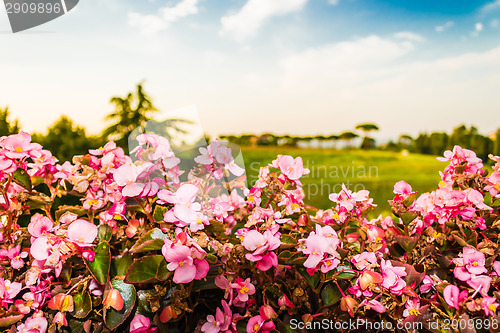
[33, 116, 104, 162]
[495, 129, 500, 157]
[339, 131, 359, 149]
[355, 123, 379, 150]
[103, 83, 158, 149]
[0, 106, 20, 136]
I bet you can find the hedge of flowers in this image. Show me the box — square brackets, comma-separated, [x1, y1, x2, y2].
[1, 131, 500, 332]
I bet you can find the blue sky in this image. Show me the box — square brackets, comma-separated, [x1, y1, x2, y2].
[1, 0, 500, 140]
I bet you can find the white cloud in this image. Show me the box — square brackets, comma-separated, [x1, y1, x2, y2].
[481, 0, 500, 13]
[393, 31, 426, 42]
[281, 35, 416, 89]
[476, 22, 484, 31]
[435, 21, 454, 32]
[328, 0, 340, 5]
[492, 19, 500, 28]
[259, 35, 500, 137]
[128, 0, 199, 34]
[220, 0, 309, 42]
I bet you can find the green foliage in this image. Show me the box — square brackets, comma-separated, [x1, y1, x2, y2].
[103, 83, 158, 150]
[0, 106, 20, 136]
[32, 115, 103, 162]
[84, 241, 111, 284]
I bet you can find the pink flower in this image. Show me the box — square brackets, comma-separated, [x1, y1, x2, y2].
[28, 214, 53, 238]
[201, 301, 232, 333]
[380, 259, 406, 295]
[394, 181, 413, 196]
[1, 131, 41, 159]
[30, 235, 51, 261]
[0, 278, 22, 302]
[246, 315, 275, 333]
[443, 284, 468, 309]
[360, 299, 386, 313]
[453, 247, 487, 281]
[482, 296, 499, 316]
[162, 241, 209, 284]
[16, 316, 48, 333]
[215, 275, 233, 301]
[299, 225, 340, 270]
[67, 219, 98, 247]
[241, 227, 281, 271]
[271, 155, 309, 182]
[403, 298, 421, 317]
[230, 278, 255, 303]
[130, 314, 157, 333]
[7, 245, 28, 269]
[113, 162, 155, 197]
[420, 275, 434, 293]
[493, 261, 500, 276]
[351, 252, 378, 270]
[467, 275, 492, 297]
[160, 184, 201, 227]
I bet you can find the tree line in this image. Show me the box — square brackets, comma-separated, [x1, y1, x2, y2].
[1, 84, 499, 161]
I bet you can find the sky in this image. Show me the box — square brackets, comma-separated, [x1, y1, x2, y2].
[1, 0, 500, 141]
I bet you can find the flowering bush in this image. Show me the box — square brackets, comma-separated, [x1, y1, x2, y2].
[1, 132, 500, 332]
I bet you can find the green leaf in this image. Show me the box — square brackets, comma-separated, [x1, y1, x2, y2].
[130, 228, 169, 253]
[321, 284, 342, 306]
[191, 275, 218, 292]
[395, 235, 419, 253]
[98, 225, 113, 242]
[334, 266, 357, 280]
[13, 168, 32, 190]
[71, 289, 92, 319]
[31, 176, 45, 187]
[104, 279, 136, 330]
[55, 205, 86, 221]
[280, 235, 298, 249]
[124, 255, 171, 284]
[84, 241, 111, 284]
[298, 267, 320, 288]
[0, 314, 24, 327]
[153, 205, 169, 222]
[112, 252, 134, 277]
[402, 192, 417, 208]
[276, 320, 299, 333]
[400, 211, 417, 226]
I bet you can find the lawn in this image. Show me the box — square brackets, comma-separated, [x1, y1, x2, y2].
[240, 147, 446, 215]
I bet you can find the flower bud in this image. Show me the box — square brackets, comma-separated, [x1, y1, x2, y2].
[160, 305, 178, 323]
[54, 311, 68, 326]
[82, 250, 95, 261]
[278, 294, 293, 308]
[297, 214, 309, 227]
[259, 305, 277, 320]
[340, 296, 358, 317]
[48, 293, 74, 312]
[302, 314, 314, 324]
[346, 232, 360, 243]
[358, 270, 383, 290]
[103, 289, 124, 311]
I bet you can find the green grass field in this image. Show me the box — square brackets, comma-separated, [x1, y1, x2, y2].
[240, 147, 445, 214]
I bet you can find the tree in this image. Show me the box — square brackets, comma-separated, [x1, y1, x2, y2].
[495, 129, 500, 157]
[33, 116, 103, 162]
[0, 106, 20, 136]
[103, 83, 158, 149]
[339, 131, 359, 149]
[327, 135, 340, 149]
[355, 123, 379, 150]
